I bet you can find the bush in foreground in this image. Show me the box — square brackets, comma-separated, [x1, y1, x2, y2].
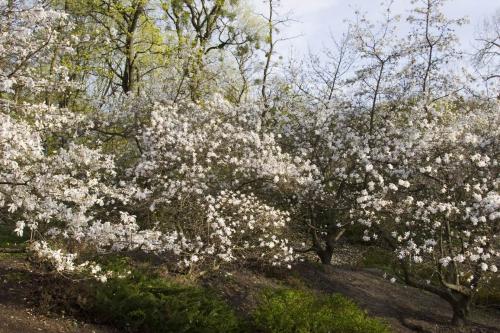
[87, 272, 242, 333]
[253, 289, 390, 333]
[77, 263, 390, 333]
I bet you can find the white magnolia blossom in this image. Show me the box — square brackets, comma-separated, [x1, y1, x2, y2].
[124, 97, 319, 267]
[354, 100, 499, 295]
[0, 1, 76, 96]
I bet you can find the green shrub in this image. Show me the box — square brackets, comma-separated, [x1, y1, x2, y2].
[87, 271, 242, 333]
[253, 289, 390, 333]
[361, 247, 394, 271]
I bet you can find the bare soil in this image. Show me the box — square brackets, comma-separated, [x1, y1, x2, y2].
[0, 254, 117, 333]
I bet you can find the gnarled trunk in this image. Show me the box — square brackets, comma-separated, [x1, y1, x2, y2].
[450, 294, 471, 327]
[314, 228, 346, 265]
[317, 245, 334, 265]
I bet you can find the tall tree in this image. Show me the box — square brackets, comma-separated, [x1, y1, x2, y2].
[162, 0, 254, 100]
[406, 0, 467, 103]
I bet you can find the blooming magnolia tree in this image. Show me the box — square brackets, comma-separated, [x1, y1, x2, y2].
[0, 1, 165, 275]
[0, 1, 318, 271]
[356, 100, 499, 325]
[0, 1, 76, 97]
[0, 0, 499, 328]
[2, 100, 315, 274]
[271, 101, 379, 264]
[127, 97, 320, 268]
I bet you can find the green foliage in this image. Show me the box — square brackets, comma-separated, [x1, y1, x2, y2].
[476, 276, 500, 310]
[86, 271, 242, 333]
[361, 247, 395, 271]
[0, 223, 26, 249]
[80, 259, 391, 333]
[253, 289, 391, 333]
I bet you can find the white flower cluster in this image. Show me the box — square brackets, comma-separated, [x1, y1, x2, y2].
[157, 191, 296, 268]
[353, 101, 499, 289]
[123, 98, 318, 268]
[29, 241, 128, 283]
[2, 91, 311, 273]
[0, 1, 76, 96]
[0, 1, 497, 293]
[132, 98, 320, 203]
[205, 191, 295, 267]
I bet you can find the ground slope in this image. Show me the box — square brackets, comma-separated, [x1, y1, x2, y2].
[207, 263, 500, 333]
[1, 253, 499, 333]
[295, 264, 500, 333]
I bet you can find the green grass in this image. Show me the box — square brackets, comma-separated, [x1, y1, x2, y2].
[253, 289, 391, 333]
[87, 277, 391, 333]
[78, 261, 391, 333]
[361, 247, 395, 272]
[9, 249, 394, 333]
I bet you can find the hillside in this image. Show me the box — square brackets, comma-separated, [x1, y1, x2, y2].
[1, 251, 499, 333]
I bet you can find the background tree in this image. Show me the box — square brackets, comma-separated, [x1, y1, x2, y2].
[405, 0, 468, 104]
[161, 0, 258, 101]
[473, 10, 500, 99]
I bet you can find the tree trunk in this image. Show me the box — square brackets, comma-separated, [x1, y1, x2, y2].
[450, 295, 471, 327]
[317, 245, 334, 265]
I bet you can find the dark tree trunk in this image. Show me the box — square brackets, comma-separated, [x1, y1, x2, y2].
[317, 245, 334, 265]
[311, 226, 345, 265]
[450, 295, 471, 327]
[121, 2, 143, 94]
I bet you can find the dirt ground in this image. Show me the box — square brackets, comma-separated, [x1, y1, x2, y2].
[0, 254, 117, 333]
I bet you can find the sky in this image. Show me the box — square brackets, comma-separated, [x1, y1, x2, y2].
[252, 0, 500, 57]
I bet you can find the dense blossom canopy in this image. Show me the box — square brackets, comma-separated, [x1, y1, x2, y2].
[0, 0, 498, 325]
